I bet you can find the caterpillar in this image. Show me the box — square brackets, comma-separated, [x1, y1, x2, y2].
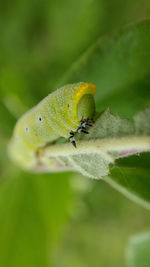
[8, 82, 96, 170]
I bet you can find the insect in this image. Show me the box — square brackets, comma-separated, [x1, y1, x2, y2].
[8, 82, 96, 170]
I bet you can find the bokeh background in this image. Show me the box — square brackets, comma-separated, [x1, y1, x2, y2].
[0, 1, 150, 266]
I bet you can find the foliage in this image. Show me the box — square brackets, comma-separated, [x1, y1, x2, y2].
[126, 232, 150, 267]
[0, 1, 150, 266]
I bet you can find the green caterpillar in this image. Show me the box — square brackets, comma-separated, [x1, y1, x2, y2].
[8, 82, 96, 170]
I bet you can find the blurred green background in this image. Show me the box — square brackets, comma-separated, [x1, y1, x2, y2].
[0, 1, 150, 266]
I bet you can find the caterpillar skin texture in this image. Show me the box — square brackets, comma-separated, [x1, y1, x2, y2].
[8, 82, 96, 170]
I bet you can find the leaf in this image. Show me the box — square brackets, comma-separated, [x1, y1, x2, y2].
[39, 107, 150, 182]
[0, 172, 72, 267]
[105, 107, 150, 210]
[126, 232, 150, 267]
[82, 109, 135, 140]
[58, 20, 150, 117]
[57, 110, 135, 179]
[105, 153, 150, 210]
[135, 106, 150, 135]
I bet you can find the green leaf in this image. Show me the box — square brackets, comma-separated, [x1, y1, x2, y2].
[59, 20, 150, 117]
[126, 232, 150, 267]
[105, 107, 150, 210]
[0, 172, 72, 267]
[39, 107, 150, 182]
[135, 106, 150, 134]
[105, 153, 150, 210]
[82, 109, 135, 140]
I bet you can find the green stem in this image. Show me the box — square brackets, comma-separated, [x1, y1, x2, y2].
[41, 136, 150, 159]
